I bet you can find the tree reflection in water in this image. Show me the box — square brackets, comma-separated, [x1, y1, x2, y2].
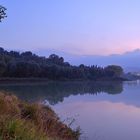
[0, 81, 123, 105]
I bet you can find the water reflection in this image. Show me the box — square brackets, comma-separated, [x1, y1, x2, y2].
[1, 81, 140, 140]
[54, 99, 140, 140]
[0, 81, 123, 104]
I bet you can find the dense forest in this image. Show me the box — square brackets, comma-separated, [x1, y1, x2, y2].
[0, 48, 124, 80]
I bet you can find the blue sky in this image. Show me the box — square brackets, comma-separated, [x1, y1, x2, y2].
[1, 0, 140, 55]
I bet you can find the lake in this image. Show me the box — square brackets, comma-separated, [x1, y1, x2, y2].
[0, 81, 140, 140]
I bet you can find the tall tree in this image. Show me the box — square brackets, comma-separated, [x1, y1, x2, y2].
[0, 5, 7, 22]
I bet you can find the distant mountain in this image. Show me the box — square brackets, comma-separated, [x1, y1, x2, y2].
[37, 49, 140, 72]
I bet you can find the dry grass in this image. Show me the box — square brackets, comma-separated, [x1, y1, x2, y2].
[0, 93, 80, 140]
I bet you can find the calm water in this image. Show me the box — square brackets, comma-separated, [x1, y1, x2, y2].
[1, 81, 140, 140]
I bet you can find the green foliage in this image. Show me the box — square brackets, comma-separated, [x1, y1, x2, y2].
[0, 48, 124, 80]
[0, 117, 50, 140]
[105, 65, 123, 77]
[0, 61, 6, 76]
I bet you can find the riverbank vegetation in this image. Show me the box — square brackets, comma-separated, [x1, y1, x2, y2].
[0, 48, 124, 80]
[0, 93, 80, 140]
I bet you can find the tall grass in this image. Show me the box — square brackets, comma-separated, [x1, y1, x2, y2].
[0, 93, 80, 140]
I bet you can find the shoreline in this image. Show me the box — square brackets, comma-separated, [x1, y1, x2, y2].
[0, 77, 127, 84]
[0, 93, 80, 140]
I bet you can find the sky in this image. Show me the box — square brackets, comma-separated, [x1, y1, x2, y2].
[1, 0, 140, 56]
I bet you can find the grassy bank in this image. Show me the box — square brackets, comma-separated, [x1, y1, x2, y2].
[0, 93, 80, 140]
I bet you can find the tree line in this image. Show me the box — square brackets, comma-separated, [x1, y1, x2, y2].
[0, 48, 123, 80]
